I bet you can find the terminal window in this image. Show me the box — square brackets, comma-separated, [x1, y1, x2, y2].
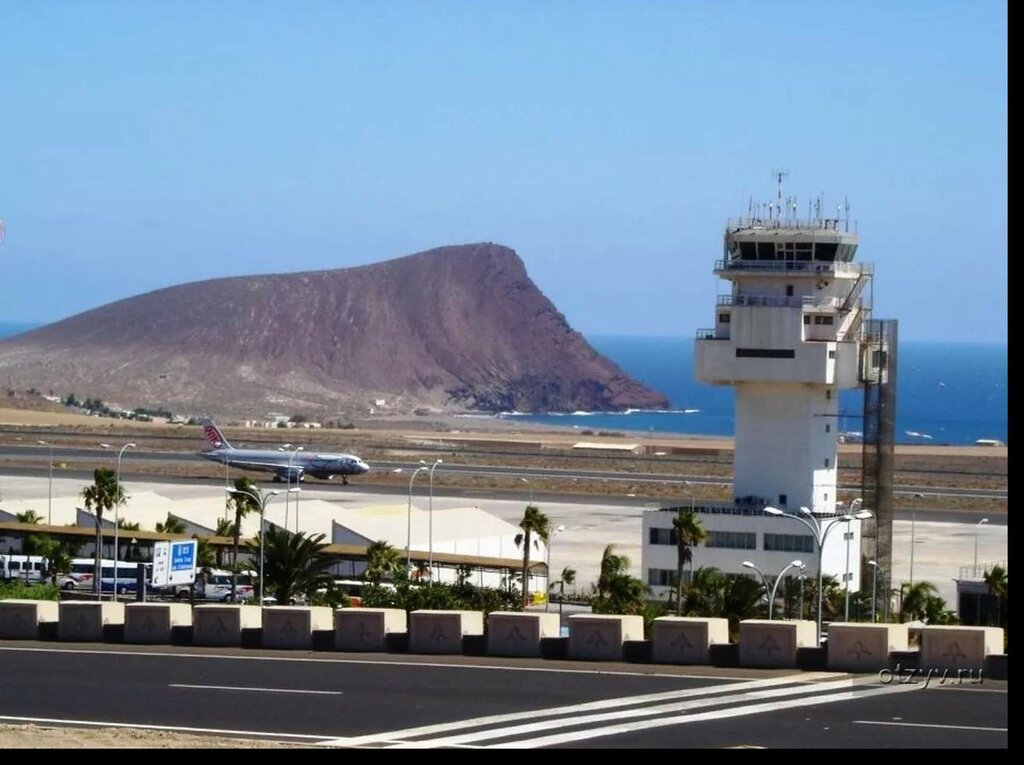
[763, 533, 815, 554]
[647, 568, 677, 587]
[706, 530, 757, 550]
[649, 527, 678, 546]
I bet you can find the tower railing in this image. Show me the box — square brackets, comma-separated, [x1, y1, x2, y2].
[717, 294, 842, 308]
[713, 259, 871, 277]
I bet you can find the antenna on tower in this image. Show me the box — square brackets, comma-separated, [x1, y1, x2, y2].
[844, 197, 851, 232]
[771, 169, 789, 221]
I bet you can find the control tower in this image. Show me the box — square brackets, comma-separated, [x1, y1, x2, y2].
[695, 181, 880, 519]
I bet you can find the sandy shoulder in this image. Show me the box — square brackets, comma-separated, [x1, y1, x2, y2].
[0, 724, 309, 748]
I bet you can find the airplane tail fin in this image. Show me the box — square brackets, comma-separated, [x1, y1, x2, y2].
[201, 419, 233, 450]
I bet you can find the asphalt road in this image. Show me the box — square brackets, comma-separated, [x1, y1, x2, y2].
[0, 445, 1008, 502]
[0, 644, 1007, 748]
[0, 464, 1005, 525]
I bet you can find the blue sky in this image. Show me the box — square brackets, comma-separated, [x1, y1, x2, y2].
[0, 2, 1007, 342]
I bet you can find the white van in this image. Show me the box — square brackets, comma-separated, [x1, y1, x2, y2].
[0, 554, 48, 583]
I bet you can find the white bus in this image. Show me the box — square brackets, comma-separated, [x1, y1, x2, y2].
[0, 554, 48, 583]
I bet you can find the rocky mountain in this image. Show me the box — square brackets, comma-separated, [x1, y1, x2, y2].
[0, 243, 669, 417]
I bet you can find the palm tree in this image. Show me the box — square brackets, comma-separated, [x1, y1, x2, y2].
[247, 528, 335, 604]
[722, 573, 764, 631]
[983, 565, 1008, 627]
[15, 510, 43, 525]
[412, 562, 431, 582]
[672, 508, 707, 616]
[81, 468, 125, 593]
[365, 540, 403, 585]
[900, 581, 939, 622]
[597, 544, 630, 599]
[194, 536, 217, 571]
[155, 514, 187, 535]
[681, 566, 726, 617]
[514, 505, 551, 608]
[594, 545, 647, 615]
[226, 477, 261, 601]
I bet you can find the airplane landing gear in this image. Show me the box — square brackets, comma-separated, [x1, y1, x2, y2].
[342, 476, 349, 486]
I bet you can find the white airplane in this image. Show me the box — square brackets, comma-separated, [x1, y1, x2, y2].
[197, 419, 370, 484]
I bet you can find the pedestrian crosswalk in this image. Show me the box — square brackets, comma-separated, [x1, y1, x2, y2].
[318, 673, 920, 748]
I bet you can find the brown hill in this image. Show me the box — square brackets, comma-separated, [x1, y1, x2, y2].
[0, 243, 669, 417]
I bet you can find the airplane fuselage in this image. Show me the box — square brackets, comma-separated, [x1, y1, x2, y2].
[199, 448, 370, 483]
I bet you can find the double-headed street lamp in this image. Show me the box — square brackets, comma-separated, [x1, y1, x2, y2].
[427, 459, 443, 573]
[742, 559, 804, 619]
[764, 505, 873, 643]
[224, 486, 298, 603]
[101, 441, 135, 598]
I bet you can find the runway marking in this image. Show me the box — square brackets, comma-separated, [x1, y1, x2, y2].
[370, 677, 876, 748]
[170, 683, 342, 695]
[853, 720, 1007, 733]
[0, 714, 332, 741]
[317, 674, 841, 747]
[0, 645, 761, 680]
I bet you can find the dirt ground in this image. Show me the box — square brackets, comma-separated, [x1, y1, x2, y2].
[0, 723, 308, 748]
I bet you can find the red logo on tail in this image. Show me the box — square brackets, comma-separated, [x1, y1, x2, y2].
[203, 424, 224, 448]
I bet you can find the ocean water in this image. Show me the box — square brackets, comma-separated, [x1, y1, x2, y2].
[501, 336, 1008, 446]
[0, 323, 1006, 445]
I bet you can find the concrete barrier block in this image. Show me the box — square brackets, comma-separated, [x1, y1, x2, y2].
[920, 626, 1004, 671]
[486, 612, 561, 657]
[568, 614, 644, 661]
[335, 608, 407, 652]
[0, 599, 60, 640]
[409, 610, 484, 654]
[739, 619, 817, 668]
[827, 623, 909, 672]
[58, 601, 125, 642]
[124, 603, 193, 644]
[651, 617, 730, 665]
[193, 604, 262, 647]
[262, 606, 334, 649]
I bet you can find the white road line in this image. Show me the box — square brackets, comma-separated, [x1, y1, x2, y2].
[0, 714, 332, 741]
[380, 677, 868, 748]
[853, 720, 1008, 733]
[170, 684, 342, 695]
[487, 683, 921, 748]
[318, 674, 839, 747]
[0, 645, 760, 680]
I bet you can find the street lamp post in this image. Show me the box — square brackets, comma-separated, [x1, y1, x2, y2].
[102, 442, 135, 599]
[910, 492, 923, 585]
[764, 505, 873, 643]
[281, 445, 303, 532]
[224, 486, 297, 603]
[742, 561, 771, 618]
[427, 459, 443, 574]
[770, 560, 804, 620]
[545, 525, 566, 612]
[973, 518, 989, 578]
[868, 559, 883, 623]
[398, 466, 428, 572]
[521, 477, 534, 505]
[798, 564, 807, 620]
[37, 440, 53, 526]
[843, 498, 863, 622]
[744, 559, 803, 620]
